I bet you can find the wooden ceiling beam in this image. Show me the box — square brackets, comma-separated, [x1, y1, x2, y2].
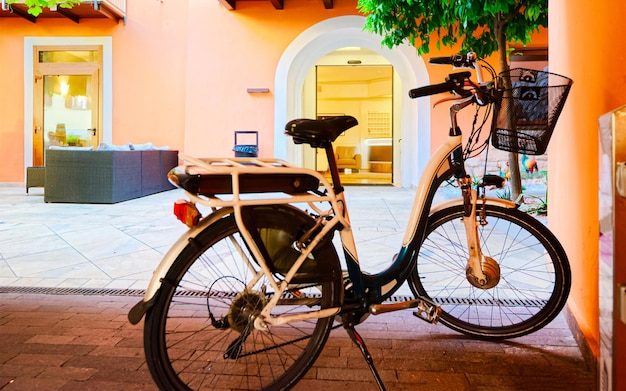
[217, 0, 236, 10]
[54, 7, 80, 23]
[269, 0, 284, 9]
[5, 4, 36, 23]
[94, 2, 120, 21]
[218, 0, 333, 10]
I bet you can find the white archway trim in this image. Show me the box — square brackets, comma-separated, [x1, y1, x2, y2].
[23, 36, 112, 174]
[274, 15, 430, 187]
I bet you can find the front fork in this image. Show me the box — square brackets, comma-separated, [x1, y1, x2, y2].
[459, 176, 501, 289]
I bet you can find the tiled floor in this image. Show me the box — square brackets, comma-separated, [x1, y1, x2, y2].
[0, 184, 425, 291]
[0, 184, 596, 390]
[0, 185, 188, 289]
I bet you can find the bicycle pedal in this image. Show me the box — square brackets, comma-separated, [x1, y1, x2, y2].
[369, 297, 440, 324]
[412, 298, 441, 324]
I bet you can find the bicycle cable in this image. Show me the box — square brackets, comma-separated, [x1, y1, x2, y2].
[463, 102, 492, 160]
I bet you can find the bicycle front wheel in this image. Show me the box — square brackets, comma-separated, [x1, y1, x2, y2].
[144, 205, 342, 390]
[409, 204, 571, 339]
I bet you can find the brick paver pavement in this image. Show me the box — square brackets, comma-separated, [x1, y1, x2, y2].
[0, 292, 595, 391]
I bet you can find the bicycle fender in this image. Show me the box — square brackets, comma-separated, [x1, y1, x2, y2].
[430, 197, 518, 215]
[128, 207, 234, 325]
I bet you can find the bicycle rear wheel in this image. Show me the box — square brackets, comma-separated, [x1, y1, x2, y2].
[144, 205, 342, 390]
[409, 204, 570, 339]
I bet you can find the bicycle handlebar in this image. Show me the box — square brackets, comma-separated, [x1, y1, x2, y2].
[409, 52, 493, 105]
[408, 81, 455, 99]
[408, 71, 474, 99]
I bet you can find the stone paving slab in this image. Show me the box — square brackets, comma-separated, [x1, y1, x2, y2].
[0, 293, 595, 391]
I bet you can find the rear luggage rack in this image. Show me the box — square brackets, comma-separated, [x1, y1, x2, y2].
[169, 153, 338, 210]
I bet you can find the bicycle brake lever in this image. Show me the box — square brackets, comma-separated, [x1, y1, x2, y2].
[446, 71, 473, 98]
[465, 79, 495, 106]
[432, 94, 464, 108]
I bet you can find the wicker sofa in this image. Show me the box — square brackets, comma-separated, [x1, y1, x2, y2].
[44, 149, 178, 203]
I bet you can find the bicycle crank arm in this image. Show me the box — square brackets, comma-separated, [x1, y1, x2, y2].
[368, 298, 440, 324]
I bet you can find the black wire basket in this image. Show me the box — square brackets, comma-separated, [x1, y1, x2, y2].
[491, 68, 573, 155]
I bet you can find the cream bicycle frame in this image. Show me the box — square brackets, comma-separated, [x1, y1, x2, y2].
[136, 123, 514, 329]
[136, 64, 511, 327]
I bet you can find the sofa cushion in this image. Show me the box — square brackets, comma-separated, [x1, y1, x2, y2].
[130, 142, 154, 150]
[97, 142, 132, 151]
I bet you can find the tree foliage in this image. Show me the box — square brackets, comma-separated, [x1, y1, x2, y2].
[357, 0, 548, 200]
[5, 0, 81, 16]
[358, 0, 547, 59]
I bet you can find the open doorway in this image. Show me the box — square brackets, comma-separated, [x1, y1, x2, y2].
[24, 37, 112, 177]
[315, 48, 393, 185]
[32, 46, 102, 166]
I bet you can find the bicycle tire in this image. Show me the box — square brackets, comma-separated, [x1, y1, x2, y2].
[409, 204, 571, 339]
[144, 205, 342, 390]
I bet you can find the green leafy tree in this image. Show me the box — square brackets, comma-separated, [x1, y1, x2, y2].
[358, 0, 547, 200]
[5, 0, 81, 16]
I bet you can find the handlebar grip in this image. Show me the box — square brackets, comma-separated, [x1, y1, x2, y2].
[429, 56, 454, 65]
[409, 81, 453, 99]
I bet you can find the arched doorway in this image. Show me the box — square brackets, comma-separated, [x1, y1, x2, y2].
[274, 15, 430, 187]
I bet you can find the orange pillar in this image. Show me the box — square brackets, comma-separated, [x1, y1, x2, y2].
[548, 0, 626, 380]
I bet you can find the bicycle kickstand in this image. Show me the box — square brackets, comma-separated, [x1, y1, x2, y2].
[343, 318, 386, 391]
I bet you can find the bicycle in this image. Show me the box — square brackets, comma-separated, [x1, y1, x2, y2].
[128, 53, 573, 391]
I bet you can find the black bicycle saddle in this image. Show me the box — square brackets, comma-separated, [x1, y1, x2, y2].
[285, 116, 358, 148]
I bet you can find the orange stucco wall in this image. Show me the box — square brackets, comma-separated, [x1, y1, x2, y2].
[3, 4, 622, 376]
[0, 34, 26, 180]
[549, 0, 626, 367]
[182, 0, 363, 160]
[110, 1, 188, 152]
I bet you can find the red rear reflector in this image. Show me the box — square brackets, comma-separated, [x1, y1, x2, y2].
[174, 200, 201, 227]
